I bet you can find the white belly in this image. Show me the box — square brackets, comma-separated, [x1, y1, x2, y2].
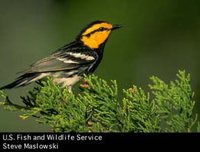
[53, 75, 82, 88]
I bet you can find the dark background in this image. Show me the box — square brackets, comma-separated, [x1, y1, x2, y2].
[0, 0, 199, 131]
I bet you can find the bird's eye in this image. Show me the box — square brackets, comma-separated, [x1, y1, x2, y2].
[99, 27, 104, 31]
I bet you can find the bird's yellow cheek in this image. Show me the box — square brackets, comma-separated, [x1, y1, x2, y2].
[81, 31, 111, 49]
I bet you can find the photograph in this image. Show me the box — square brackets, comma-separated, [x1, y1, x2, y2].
[0, 0, 200, 147]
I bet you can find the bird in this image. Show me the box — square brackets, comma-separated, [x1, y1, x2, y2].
[0, 21, 121, 91]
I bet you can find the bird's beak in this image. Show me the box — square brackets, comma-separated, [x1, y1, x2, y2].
[112, 24, 122, 30]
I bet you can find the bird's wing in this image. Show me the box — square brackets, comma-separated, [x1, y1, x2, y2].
[25, 44, 97, 73]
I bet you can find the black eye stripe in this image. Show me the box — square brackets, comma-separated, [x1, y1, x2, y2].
[84, 28, 109, 37]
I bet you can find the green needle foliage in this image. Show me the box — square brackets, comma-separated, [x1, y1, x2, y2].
[0, 70, 199, 132]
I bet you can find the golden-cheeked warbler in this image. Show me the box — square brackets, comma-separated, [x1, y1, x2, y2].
[0, 21, 121, 91]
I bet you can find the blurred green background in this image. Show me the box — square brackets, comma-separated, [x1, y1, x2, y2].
[0, 0, 200, 131]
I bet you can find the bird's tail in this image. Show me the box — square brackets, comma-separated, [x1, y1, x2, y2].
[0, 73, 44, 90]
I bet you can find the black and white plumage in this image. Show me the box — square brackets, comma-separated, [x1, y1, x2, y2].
[0, 21, 121, 91]
[1, 42, 99, 91]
